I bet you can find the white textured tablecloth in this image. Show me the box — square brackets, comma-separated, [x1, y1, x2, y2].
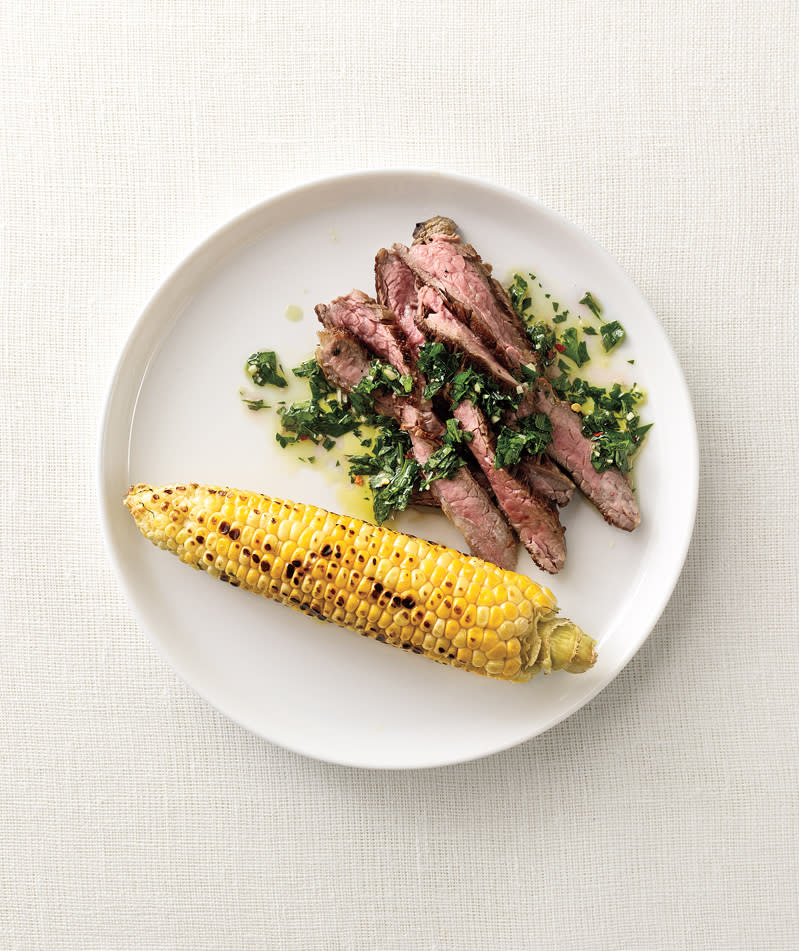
[3, 2, 798, 948]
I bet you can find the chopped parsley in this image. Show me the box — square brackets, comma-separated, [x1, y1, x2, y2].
[275, 400, 361, 447]
[449, 367, 522, 422]
[579, 291, 603, 319]
[590, 424, 653, 474]
[418, 418, 472, 490]
[559, 327, 590, 368]
[417, 341, 461, 398]
[555, 378, 651, 474]
[348, 425, 420, 524]
[241, 397, 270, 411]
[292, 358, 335, 401]
[494, 413, 553, 469]
[246, 351, 288, 388]
[525, 322, 557, 366]
[508, 274, 532, 315]
[347, 360, 413, 415]
[600, 320, 626, 352]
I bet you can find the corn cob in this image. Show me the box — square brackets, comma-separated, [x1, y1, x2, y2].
[124, 483, 597, 682]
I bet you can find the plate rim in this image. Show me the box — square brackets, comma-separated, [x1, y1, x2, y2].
[98, 168, 699, 768]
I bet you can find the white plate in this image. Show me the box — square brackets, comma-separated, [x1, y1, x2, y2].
[99, 170, 698, 769]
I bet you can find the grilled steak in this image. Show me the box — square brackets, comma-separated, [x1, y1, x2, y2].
[315, 290, 414, 378]
[533, 387, 640, 531]
[374, 250, 425, 354]
[315, 324, 519, 569]
[396, 232, 530, 370]
[404, 428, 518, 570]
[415, 285, 520, 389]
[517, 455, 575, 508]
[403, 217, 640, 531]
[452, 400, 566, 574]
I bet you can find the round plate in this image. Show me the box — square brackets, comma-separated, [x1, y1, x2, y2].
[99, 170, 697, 769]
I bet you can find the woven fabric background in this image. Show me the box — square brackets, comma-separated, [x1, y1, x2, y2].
[2, 1, 798, 948]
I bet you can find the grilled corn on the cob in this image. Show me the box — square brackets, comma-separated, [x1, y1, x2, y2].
[125, 483, 596, 682]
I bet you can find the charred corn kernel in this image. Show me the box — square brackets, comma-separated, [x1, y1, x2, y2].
[125, 484, 597, 683]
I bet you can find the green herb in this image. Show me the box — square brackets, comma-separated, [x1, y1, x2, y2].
[417, 341, 461, 398]
[418, 418, 473, 489]
[508, 274, 529, 315]
[450, 367, 522, 422]
[627, 359, 635, 365]
[519, 363, 540, 383]
[292, 358, 334, 401]
[276, 400, 361, 447]
[494, 413, 553, 468]
[579, 291, 603, 319]
[348, 425, 420, 524]
[347, 360, 413, 415]
[583, 325, 598, 336]
[590, 424, 653, 474]
[600, 320, 626, 352]
[419, 443, 467, 489]
[525, 322, 556, 365]
[552, 313, 567, 324]
[559, 327, 590, 367]
[241, 397, 271, 411]
[444, 416, 472, 446]
[246, 351, 288, 388]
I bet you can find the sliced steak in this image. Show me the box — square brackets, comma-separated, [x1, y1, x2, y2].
[374, 250, 426, 354]
[533, 387, 641, 531]
[315, 329, 519, 567]
[315, 329, 411, 424]
[395, 233, 532, 370]
[406, 429, 518, 570]
[405, 218, 640, 530]
[452, 400, 566, 574]
[315, 290, 414, 377]
[415, 285, 520, 390]
[516, 455, 575, 508]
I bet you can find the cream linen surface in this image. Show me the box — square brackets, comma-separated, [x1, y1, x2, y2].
[2, 1, 797, 949]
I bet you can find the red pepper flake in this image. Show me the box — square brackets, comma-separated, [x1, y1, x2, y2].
[554, 342, 566, 353]
[547, 349, 555, 360]
[352, 474, 364, 486]
[593, 432, 603, 437]
[299, 435, 309, 441]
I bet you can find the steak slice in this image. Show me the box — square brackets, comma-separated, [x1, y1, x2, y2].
[517, 455, 575, 508]
[315, 328, 518, 568]
[405, 429, 518, 570]
[415, 285, 520, 390]
[533, 387, 640, 531]
[315, 290, 414, 378]
[452, 400, 566, 574]
[396, 232, 531, 370]
[374, 250, 426, 355]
